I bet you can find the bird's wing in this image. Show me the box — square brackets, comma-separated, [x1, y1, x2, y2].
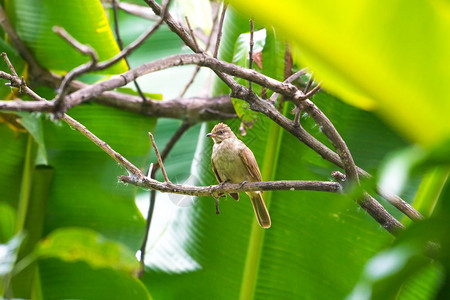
[211, 157, 223, 183]
[239, 146, 262, 182]
[212, 155, 239, 200]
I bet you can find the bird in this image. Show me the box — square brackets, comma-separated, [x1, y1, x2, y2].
[206, 123, 271, 228]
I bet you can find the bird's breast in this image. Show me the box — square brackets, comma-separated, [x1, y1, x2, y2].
[212, 139, 248, 183]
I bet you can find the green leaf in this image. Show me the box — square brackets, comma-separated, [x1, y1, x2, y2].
[5, 0, 127, 74]
[16, 112, 48, 165]
[409, 167, 449, 220]
[347, 244, 441, 300]
[0, 125, 27, 211]
[10, 165, 53, 299]
[226, 0, 450, 148]
[0, 203, 16, 244]
[37, 227, 140, 274]
[38, 258, 151, 300]
[232, 29, 266, 68]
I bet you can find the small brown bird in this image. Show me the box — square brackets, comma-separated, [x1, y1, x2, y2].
[206, 123, 271, 228]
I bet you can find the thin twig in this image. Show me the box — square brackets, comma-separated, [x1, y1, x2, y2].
[1, 52, 19, 78]
[294, 72, 314, 124]
[178, 5, 220, 97]
[97, 0, 172, 72]
[248, 19, 254, 92]
[0, 72, 45, 102]
[148, 132, 170, 183]
[53, 26, 99, 114]
[112, 0, 147, 102]
[213, 2, 228, 58]
[185, 16, 200, 53]
[139, 122, 191, 277]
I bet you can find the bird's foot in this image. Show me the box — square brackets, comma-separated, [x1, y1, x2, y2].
[215, 198, 220, 214]
[239, 180, 248, 188]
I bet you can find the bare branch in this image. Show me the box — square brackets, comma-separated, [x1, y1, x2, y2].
[61, 53, 311, 112]
[185, 16, 200, 53]
[0, 92, 235, 122]
[148, 132, 170, 183]
[1, 52, 19, 78]
[0, 71, 45, 102]
[120, 176, 342, 196]
[248, 19, 254, 92]
[213, 2, 228, 58]
[0, 99, 53, 112]
[53, 26, 99, 113]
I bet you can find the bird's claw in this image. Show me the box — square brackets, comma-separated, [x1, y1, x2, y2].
[215, 198, 220, 214]
[239, 180, 248, 188]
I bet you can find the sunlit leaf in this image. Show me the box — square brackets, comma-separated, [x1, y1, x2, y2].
[37, 227, 140, 274]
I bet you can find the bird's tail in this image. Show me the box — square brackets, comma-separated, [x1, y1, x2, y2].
[248, 192, 271, 228]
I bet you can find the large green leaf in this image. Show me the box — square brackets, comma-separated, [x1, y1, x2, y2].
[0, 125, 27, 209]
[4, 0, 127, 74]
[227, 0, 450, 148]
[10, 165, 53, 298]
[38, 258, 150, 300]
[37, 227, 140, 274]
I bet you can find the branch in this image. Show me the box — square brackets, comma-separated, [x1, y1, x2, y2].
[213, 2, 228, 58]
[120, 176, 342, 196]
[0, 92, 236, 122]
[53, 26, 99, 113]
[60, 53, 310, 112]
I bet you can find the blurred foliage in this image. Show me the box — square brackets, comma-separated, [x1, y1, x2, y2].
[228, 0, 450, 149]
[0, 0, 449, 299]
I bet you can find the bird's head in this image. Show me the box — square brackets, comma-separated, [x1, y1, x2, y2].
[206, 123, 235, 143]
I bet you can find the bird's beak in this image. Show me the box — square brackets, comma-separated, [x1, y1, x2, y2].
[206, 133, 214, 138]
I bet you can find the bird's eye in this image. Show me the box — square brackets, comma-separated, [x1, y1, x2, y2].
[217, 130, 223, 135]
